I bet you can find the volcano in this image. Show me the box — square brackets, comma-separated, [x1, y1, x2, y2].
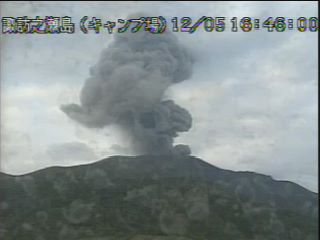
[0, 154, 318, 240]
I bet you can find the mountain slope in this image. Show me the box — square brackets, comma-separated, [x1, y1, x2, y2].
[0, 155, 318, 240]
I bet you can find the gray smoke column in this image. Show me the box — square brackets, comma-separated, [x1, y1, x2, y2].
[61, 18, 193, 155]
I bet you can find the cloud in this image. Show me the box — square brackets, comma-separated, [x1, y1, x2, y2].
[46, 142, 97, 164]
[0, 128, 34, 174]
[61, 18, 194, 154]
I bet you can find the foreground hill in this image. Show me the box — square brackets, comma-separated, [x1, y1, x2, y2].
[0, 155, 318, 239]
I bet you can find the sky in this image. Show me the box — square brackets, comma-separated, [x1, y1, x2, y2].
[0, 1, 318, 192]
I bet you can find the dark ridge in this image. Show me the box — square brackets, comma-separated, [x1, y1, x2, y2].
[0, 154, 318, 240]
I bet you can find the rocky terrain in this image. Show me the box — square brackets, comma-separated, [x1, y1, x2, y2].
[0, 154, 318, 240]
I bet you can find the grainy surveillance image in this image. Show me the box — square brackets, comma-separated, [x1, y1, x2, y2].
[0, 1, 318, 240]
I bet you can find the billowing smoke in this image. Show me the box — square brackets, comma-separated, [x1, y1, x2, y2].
[61, 17, 193, 155]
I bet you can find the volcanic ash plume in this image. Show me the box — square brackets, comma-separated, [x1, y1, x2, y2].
[61, 26, 193, 155]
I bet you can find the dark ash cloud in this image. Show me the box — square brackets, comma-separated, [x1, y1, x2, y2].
[61, 17, 194, 154]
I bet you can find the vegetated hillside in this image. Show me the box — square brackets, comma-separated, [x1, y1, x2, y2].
[0, 154, 318, 240]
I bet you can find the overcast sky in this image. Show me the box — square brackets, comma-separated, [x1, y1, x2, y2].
[0, 1, 318, 192]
